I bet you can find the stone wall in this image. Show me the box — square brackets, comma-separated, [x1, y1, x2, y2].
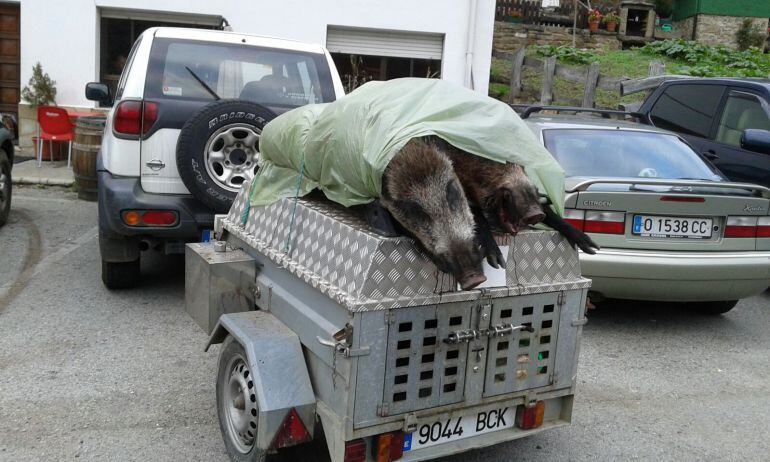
[671, 16, 696, 40]
[494, 22, 622, 53]
[693, 15, 768, 48]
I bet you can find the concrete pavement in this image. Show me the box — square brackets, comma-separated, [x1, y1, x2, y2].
[11, 159, 75, 187]
[0, 186, 769, 461]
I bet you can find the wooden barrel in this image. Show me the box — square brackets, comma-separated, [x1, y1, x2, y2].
[72, 116, 106, 201]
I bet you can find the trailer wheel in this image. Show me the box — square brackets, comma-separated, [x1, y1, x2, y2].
[217, 336, 271, 462]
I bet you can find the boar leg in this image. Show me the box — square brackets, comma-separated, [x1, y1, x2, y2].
[542, 206, 600, 254]
[472, 207, 506, 268]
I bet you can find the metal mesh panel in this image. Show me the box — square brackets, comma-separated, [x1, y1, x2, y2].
[483, 293, 561, 397]
[382, 303, 470, 415]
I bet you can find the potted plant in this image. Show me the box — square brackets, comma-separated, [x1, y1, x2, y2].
[603, 11, 620, 33]
[509, 9, 523, 24]
[587, 9, 602, 33]
[21, 62, 60, 160]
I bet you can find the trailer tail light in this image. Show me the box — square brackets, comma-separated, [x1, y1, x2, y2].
[515, 400, 545, 430]
[113, 100, 158, 136]
[344, 439, 367, 462]
[583, 211, 625, 235]
[373, 431, 404, 462]
[725, 217, 759, 238]
[271, 408, 311, 449]
[121, 210, 178, 227]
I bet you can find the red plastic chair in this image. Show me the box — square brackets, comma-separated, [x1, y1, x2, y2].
[37, 106, 75, 168]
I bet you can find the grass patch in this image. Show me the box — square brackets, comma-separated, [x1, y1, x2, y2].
[489, 40, 770, 109]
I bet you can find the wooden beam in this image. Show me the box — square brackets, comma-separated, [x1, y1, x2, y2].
[541, 57, 557, 105]
[582, 62, 601, 108]
[509, 47, 526, 103]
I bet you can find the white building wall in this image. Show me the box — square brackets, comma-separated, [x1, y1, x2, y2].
[20, 0, 494, 109]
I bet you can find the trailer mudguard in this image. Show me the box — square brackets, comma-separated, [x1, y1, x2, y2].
[207, 311, 316, 450]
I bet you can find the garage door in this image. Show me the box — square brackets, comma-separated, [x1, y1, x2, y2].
[326, 26, 443, 60]
[0, 3, 19, 125]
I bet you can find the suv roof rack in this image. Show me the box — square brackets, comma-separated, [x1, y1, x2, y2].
[511, 104, 642, 120]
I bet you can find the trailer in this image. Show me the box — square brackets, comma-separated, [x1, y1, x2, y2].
[185, 186, 591, 462]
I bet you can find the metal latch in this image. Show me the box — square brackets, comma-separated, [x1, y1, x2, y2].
[316, 336, 370, 357]
[444, 323, 534, 344]
[488, 323, 534, 338]
[443, 329, 479, 344]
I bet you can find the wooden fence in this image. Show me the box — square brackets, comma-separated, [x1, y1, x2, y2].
[495, 0, 587, 29]
[493, 46, 692, 109]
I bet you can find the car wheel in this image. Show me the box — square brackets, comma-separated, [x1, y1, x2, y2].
[101, 257, 140, 290]
[177, 100, 276, 213]
[693, 300, 738, 315]
[217, 336, 271, 462]
[0, 148, 11, 227]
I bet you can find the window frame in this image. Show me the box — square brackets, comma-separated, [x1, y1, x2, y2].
[143, 37, 336, 107]
[647, 82, 727, 139]
[712, 87, 770, 148]
[114, 35, 142, 101]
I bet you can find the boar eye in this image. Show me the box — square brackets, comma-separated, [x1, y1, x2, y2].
[446, 181, 463, 212]
[397, 199, 431, 224]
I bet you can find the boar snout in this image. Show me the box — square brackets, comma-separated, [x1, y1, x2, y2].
[440, 240, 486, 290]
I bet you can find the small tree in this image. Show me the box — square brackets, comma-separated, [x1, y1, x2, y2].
[21, 62, 57, 107]
[736, 19, 766, 51]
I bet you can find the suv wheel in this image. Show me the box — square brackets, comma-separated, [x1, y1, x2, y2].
[177, 100, 276, 213]
[0, 149, 11, 226]
[101, 258, 141, 290]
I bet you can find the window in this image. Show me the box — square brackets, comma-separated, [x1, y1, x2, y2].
[543, 129, 721, 181]
[649, 84, 725, 138]
[100, 15, 218, 97]
[145, 39, 336, 108]
[331, 53, 441, 93]
[715, 91, 770, 148]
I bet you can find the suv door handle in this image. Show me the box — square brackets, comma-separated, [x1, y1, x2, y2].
[703, 150, 719, 161]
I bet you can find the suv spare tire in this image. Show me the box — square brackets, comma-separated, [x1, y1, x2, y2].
[177, 100, 277, 212]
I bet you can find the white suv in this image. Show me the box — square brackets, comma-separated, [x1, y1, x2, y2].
[86, 27, 345, 289]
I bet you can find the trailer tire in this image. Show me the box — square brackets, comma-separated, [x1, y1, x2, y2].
[217, 336, 272, 462]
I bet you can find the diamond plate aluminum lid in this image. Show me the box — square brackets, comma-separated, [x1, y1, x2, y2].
[225, 187, 591, 312]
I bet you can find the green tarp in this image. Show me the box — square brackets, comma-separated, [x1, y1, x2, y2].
[248, 78, 565, 215]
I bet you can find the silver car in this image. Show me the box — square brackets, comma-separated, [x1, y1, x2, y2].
[523, 109, 770, 314]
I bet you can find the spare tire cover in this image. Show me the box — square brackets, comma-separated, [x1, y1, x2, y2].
[176, 100, 276, 212]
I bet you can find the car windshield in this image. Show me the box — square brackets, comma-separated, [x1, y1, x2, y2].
[146, 38, 335, 108]
[542, 129, 722, 180]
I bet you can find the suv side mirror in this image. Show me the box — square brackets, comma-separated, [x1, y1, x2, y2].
[741, 129, 770, 155]
[85, 82, 111, 104]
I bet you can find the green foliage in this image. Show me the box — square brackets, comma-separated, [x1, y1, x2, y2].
[21, 62, 56, 107]
[531, 45, 599, 65]
[736, 19, 766, 52]
[641, 39, 770, 77]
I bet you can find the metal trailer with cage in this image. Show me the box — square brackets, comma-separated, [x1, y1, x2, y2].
[185, 186, 591, 462]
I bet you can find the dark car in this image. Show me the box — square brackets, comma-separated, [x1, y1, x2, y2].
[638, 78, 770, 187]
[0, 126, 14, 226]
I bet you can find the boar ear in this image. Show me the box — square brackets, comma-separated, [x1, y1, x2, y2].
[501, 189, 516, 215]
[446, 181, 464, 212]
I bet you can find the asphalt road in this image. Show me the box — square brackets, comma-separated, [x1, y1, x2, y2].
[1, 186, 768, 461]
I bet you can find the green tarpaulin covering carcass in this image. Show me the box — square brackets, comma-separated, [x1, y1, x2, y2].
[248, 78, 565, 215]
